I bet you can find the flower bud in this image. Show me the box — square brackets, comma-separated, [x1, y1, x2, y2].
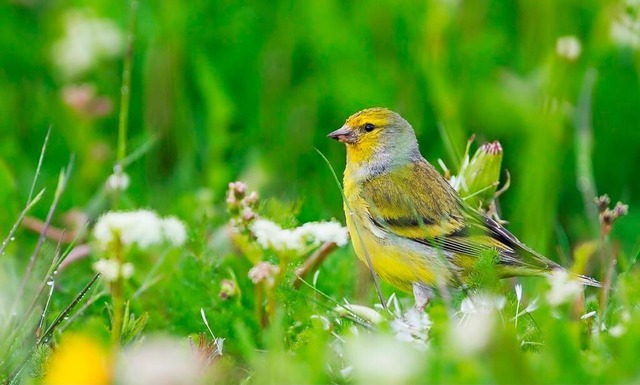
[219, 279, 239, 300]
[242, 207, 256, 222]
[229, 181, 246, 199]
[248, 262, 280, 286]
[459, 141, 503, 209]
[594, 195, 610, 213]
[595, 195, 629, 236]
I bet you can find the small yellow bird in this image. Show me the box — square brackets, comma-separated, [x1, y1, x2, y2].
[329, 107, 599, 309]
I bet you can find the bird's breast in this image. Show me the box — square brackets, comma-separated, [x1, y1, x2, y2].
[341, 184, 452, 291]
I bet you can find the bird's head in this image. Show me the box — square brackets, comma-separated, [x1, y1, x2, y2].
[329, 107, 419, 165]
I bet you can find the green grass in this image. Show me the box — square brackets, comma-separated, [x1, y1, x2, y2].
[1, 0, 640, 384]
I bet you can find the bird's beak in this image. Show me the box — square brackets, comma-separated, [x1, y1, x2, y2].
[328, 126, 356, 144]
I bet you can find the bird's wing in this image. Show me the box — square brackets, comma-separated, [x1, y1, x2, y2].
[361, 160, 466, 239]
[362, 159, 559, 275]
[458, 204, 561, 273]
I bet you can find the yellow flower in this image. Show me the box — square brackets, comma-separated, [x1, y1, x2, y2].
[44, 334, 112, 385]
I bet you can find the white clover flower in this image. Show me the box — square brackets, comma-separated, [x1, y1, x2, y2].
[249, 219, 304, 251]
[556, 35, 582, 60]
[451, 293, 505, 355]
[93, 210, 188, 250]
[93, 210, 163, 249]
[105, 172, 130, 192]
[161, 217, 188, 247]
[390, 308, 432, 350]
[346, 334, 423, 385]
[117, 337, 205, 385]
[52, 10, 123, 79]
[296, 221, 349, 247]
[93, 259, 120, 281]
[93, 259, 134, 281]
[249, 218, 348, 253]
[121, 262, 135, 279]
[122, 211, 165, 248]
[546, 270, 584, 306]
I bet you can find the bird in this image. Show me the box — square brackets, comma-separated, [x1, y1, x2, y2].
[328, 107, 600, 310]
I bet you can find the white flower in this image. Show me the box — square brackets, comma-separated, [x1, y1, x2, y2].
[106, 172, 130, 192]
[346, 335, 423, 385]
[390, 309, 432, 350]
[94, 210, 163, 249]
[605, 309, 631, 337]
[250, 219, 303, 251]
[93, 259, 120, 281]
[546, 270, 584, 306]
[296, 221, 349, 247]
[611, 12, 640, 48]
[93, 259, 134, 281]
[249, 218, 349, 253]
[513, 297, 540, 320]
[93, 210, 188, 250]
[52, 10, 123, 79]
[459, 293, 506, 316]
[451, 293, 505, 355]
[121, 262, 135, 279]
[609, 324, 626, 337]
[117, 337, 204, 385]
[524, 298, 539, 313]
[556, 35, 582, 60]
[451, 311, 496, 355]
[161, 217, 188, 247]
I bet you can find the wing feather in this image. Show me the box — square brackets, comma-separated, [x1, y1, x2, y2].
[362, 160, 465, 239]
[362, 158, 560, 276]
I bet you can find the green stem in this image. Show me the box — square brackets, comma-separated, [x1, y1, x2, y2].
[110, 280, 124, 349]
[116, 1, 138, 167]
[265, 259, 287, 322]
[110, 239, 125, 350]
[255, 284, 266, 328]
[574, 68, 600, 237]
[265, 282, 276, 326]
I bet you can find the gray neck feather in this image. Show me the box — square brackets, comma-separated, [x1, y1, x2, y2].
[348, 130, 421, 181]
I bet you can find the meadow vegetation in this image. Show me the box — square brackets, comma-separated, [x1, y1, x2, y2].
[1, 1, 639, 384]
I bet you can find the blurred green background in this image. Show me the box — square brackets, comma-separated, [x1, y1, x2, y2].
[1, 0, 638, 262]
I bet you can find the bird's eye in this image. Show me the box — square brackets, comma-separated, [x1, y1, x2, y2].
[363, 123, 375, 132]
